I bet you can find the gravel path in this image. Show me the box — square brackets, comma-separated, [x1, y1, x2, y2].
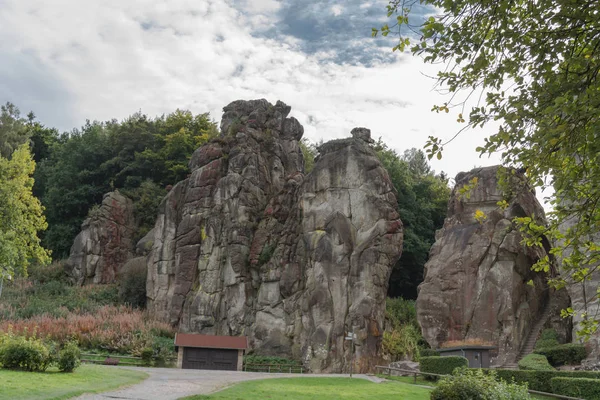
[75, 366, 382, 400]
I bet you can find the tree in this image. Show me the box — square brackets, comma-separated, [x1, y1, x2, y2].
[373, 140, 450, 299]
[375, 0, 600, 337]
[36, 110, 218, 258]
[0, 144, 51, 295]
[0, 102, 31, 159]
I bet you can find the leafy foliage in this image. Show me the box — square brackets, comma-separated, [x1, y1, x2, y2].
[373, 142, 450, 299]
[533, 344, 587, 366]
[518, 354, 554, 371]
[35, 109, 217, 257]
[431, 368, 531, 400]
[57, 341, 81, 372]
[118, 258, 147, 309]
[486, 368, 600, 393]
[383, 298, 427, 361]
[0, 145, 50, 280]
[243, 355, 302, 366]
[377, 0, 600, 339]
[300, 138, 317, 173]
[0, 331, 52, 372]
[551, 377, 600, 400]
[420, 356, 468, 380]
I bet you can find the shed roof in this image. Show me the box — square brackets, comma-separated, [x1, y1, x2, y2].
[174, 333, 248, 350]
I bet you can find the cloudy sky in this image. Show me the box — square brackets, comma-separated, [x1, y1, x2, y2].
[0, 0, 506, 186]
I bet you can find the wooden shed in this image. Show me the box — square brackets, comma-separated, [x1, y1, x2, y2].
[174, 333, 248, 371]
[437, 345, 496, 368]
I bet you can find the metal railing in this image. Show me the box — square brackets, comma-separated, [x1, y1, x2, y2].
[375, 366, 584, 400]
[243, 363, 304, 373]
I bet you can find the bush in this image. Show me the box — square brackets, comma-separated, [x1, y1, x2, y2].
[551, 377, 600, 399]
[420, 348, 440, 357]
[535, 329, 559, 351]
[420, 356, 468, 380]
[534, 343, 587, 366]
[540, 329, 559, 341]
[382, 324, 421, 361]
[386, 298, 418, 328]
[518, 354, 554, 371]
[0, 333, 52, 372]
[243, 355, 301, 366]
[57, 341, 81, 372]
[431, 368, 530, 400]
[118, 259, 147, 309]
[141, 347, 153, 366]
[484, 368, 600, 393]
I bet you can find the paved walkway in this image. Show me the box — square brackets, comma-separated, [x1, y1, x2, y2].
[76, 366, 383, 400]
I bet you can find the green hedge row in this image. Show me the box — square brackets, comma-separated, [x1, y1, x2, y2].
[478, 369, 600, 392]
[420, 356, 468, 380]
[551, 377, 600, 400]
[534, 344, 587, 366]
[518, 354, 554, 371]
[419, 348, 440, 357]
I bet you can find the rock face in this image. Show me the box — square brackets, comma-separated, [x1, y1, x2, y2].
[416, 166, 550, 366]
[146, 99, 403, 372]
[558, 217, 600, 361]
[65, 191, 136, 285]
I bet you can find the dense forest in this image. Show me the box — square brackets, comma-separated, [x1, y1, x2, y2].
[0, 101, 449, 299]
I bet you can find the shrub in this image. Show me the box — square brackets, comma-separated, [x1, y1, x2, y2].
[534, 343, 587, 366]
[141, 347, 153, 366]
[57, 341, 81, 372]
[118, 259, 147, 309]
[518, 354, 554, 371]
[244, 355, 301, 366]
[540, 329, 559, 341]
[431, 368, 530, 400]
[0, 333, 52, 372]
[483, 368, 600, 393]
[420, 356, 468, 380]
[386, 298, 418, 328]
[535, 329, 559, 350]
[551, 377, 600, 400]
[420, 348, 440, 357]
[0, 305, 174, 356]
[382, 324, 421, 361]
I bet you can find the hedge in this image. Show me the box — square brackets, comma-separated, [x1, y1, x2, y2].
[478, 369, 600, 393]
[518, 354, 554, 371]
[551, 377, 600, 400]
[420, 348, 440, 357]
[420, 356, 468, 380]
[534, 344, 587, 366]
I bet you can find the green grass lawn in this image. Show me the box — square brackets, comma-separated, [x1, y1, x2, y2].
[0, 364, 148, 400]
[184, 377, 432, 400]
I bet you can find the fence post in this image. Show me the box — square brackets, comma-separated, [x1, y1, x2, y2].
[268, 366, 271, 373]
[414, 372, 417, 384]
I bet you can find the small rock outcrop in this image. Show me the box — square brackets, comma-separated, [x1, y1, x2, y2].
[416, 166, 551, 366]
[65, 191, 136, 285]
[146, 99, 403, 372]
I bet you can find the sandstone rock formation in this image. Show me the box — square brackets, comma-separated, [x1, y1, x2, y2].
[558, 217, 600, 362]
[65, 190, 136, 285]
[146, 99, 403, 372]
[416, 166, 551, 366]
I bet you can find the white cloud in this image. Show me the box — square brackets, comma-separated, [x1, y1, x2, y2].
[331, 4, 343, 16]
[0, 0, 501, 183]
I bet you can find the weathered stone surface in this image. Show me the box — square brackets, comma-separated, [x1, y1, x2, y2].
[558, 216, 600, 361]
[146, 99, 403, 373]
[416, 166, 550, 366]
[65, 191, 136, 285]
